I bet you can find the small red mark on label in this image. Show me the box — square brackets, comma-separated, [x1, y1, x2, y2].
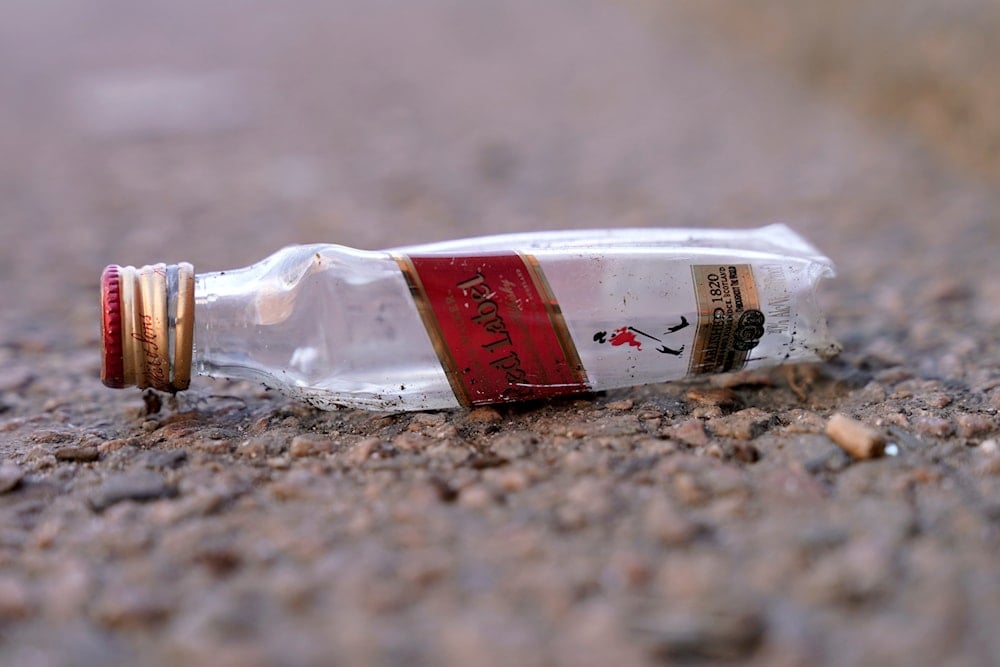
[610, 327, 642, 349]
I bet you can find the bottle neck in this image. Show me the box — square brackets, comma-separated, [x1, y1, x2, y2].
[191, 268, 255, 381]
[190, 264, 296, 386]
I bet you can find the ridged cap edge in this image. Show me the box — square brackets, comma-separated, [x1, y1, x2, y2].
[100, 265, 126, 388]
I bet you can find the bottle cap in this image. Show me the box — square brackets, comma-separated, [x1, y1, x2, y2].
[100, 265, 125, 388]
[100, 262, 195, 392]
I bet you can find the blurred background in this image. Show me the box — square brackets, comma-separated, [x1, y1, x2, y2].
[2, 0, 997, 351]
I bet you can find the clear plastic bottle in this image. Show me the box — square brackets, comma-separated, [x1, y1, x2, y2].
[100, 224, 837, 411]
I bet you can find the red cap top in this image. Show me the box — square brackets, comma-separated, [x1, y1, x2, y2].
[100, 265, 125, 388]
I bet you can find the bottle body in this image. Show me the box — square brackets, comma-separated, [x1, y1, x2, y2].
[191, 225, 837, 411]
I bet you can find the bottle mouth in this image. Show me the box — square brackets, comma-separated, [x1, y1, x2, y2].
[101, 263, 194, 392]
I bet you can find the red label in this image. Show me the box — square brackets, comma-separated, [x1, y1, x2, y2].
[397, 253, 588, 406]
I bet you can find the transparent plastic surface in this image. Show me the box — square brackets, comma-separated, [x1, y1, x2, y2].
[192, 225, 837, 411]
[194, 245, 454, 410]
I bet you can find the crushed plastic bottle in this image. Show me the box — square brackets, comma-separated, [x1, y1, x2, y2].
[100, 224, 838, 411]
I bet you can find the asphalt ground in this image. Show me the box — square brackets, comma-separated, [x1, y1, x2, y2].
[1, 2, 998, 665]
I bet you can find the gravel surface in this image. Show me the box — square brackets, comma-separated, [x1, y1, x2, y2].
[1, 1, 998, 665]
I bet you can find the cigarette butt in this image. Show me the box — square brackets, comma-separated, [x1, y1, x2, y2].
[826, 414, 886, 460]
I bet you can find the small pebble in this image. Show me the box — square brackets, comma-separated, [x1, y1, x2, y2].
[671, 419, 709, 447]
[826, 414, 886, 460]
[707, 408, 774, 440]
[236, 438, 267, 459]
[458, 484, 493, 509]
[644, 497, 700, 546]
[691, 406, 723, 419]
[609, 552, 653, 588]
[266, 457, 290, 470]
[606, 399, 634, 411]
[289, 435, 333, 458]
[92, 586, 173, 629]
[0, 418, 26, 433]
[431, 423, 460, 440]
[976, 454, 1000, 476]
[636, 606, 764, 661]
[54, 445, 100, 462]
[29, 429, 72, 444]
[760, 465, 828, 505]
[803, 539, 892, 604]
[140, 449, 188, 470]
[782, 364, 821, 401]
[923, 393, 952, 409]
[565, 479, 614, 520]
[466, 407, 503, 424]
[780, 409, 827, 434]
[412, 412, 446, 427]
[673, 473, 710, 506]
[874, 367, 913, 384]
[190, 438, 232, 454]
[252, 433, 288, 457]
[685, 387, 740, 409]
[42, 398, 65, 412]
[393, 432, 431, 453]
[858, 382, 887, 405]
[0, 366, 33, 392]
[912, 415, 954, 438]
[709, 369, 774, 388]
[864, 338, 906, 367]
[491, 431, 537, 459]
[98, 438, 133, 454]
[496, 468, 529, 492]
[156, 422, 197, 439]
[89, 471, 178, 512]
[0, 463, 24, 493]
[0, 576, 33, 620]
[731, 442, 760, 463]
[26, 447, 57, 470]
[427, 442, 471, 464]
[349, 437, 380, 464]
[635, 438, 678, 456]
[956, 413, 995, 439]
[563, 449, 596, 474]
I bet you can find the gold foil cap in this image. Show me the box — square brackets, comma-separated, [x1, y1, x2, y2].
[100, 262, 194, 392]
